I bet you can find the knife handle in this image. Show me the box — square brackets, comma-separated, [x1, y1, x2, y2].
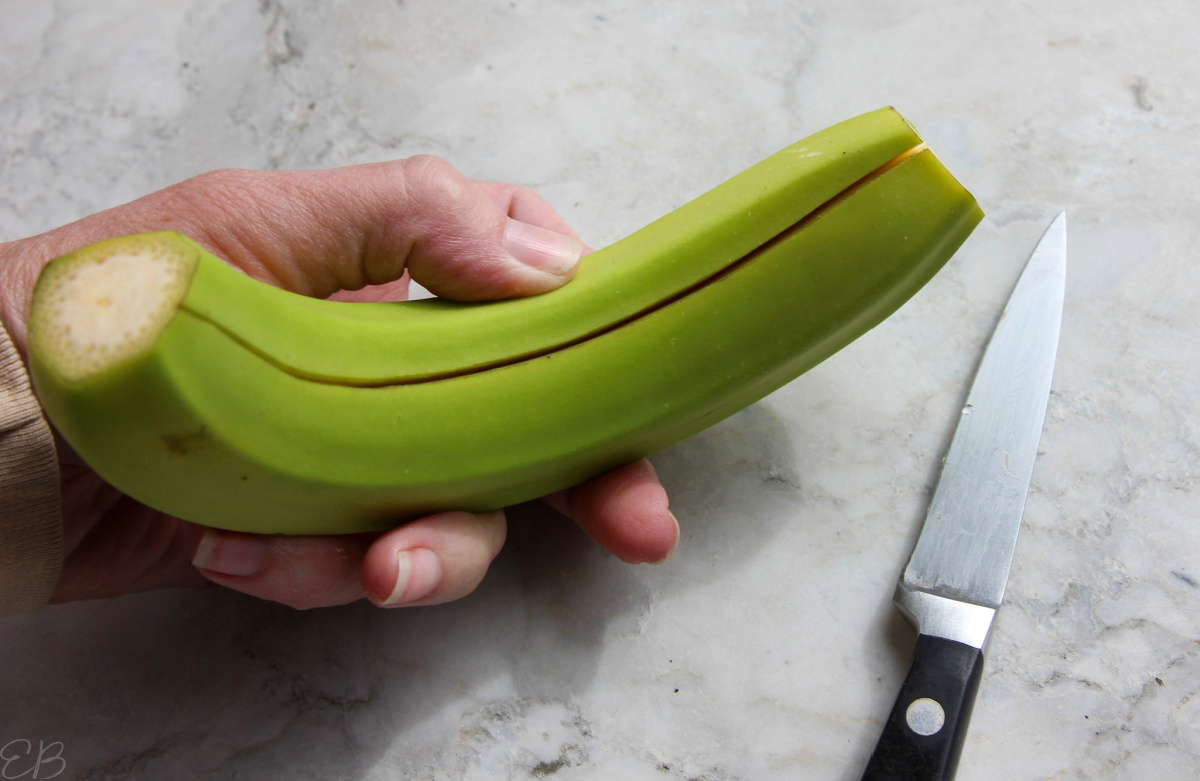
[860, 634, 984, 781]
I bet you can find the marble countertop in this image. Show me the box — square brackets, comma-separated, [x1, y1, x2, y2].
[3, 1, 1197, 778]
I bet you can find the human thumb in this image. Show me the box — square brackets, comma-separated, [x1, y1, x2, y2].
[332, 154, 584, 301]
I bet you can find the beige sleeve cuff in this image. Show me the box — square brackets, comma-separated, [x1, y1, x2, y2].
[0, 320, 62, 615]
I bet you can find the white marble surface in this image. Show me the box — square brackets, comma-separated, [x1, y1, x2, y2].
[2, 1, 1198, 778]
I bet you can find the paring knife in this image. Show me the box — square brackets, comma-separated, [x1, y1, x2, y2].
[860, 213, 1067, 781]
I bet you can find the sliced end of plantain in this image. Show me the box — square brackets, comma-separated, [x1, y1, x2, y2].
[29, 232, 198, 383]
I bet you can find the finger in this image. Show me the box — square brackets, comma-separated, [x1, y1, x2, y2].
[50, 497, 210, 604]
[381, 157, 585, 299]
[327, 179, 590, 303]
[544, 459, 679, 565]
[361, 510, 507, 607]
[473, 180, 587, 245]
[191, 529, 374, 610]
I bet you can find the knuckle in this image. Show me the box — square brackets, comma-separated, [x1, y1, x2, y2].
[401, 153, 457, 180]
[399, 155, 473, 208]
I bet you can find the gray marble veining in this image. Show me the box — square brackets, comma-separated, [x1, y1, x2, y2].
[2, 1, 1198, 779]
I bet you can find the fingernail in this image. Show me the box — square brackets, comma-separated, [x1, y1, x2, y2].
[192, 529, 268, 577]
[504, 218, 583, 277]
[382, 547, 442, 606]
[647, 512, 681, 565]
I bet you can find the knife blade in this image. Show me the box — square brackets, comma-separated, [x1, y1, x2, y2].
[860, 212, 1067, 781]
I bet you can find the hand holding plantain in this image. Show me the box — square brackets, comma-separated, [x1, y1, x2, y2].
[5, 109, 982, 613]
[0, 156, 679, 610]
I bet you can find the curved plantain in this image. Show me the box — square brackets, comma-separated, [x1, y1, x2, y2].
[27, 107, 983, 534]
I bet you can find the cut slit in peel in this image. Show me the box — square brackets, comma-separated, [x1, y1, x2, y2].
[28, 107, 984, 535]
[33, 141, 937, 390]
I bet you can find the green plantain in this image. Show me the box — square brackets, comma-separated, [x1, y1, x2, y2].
[27, 107, 982, 534]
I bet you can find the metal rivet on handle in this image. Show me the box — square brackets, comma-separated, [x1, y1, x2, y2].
[906, 698, 946, 736]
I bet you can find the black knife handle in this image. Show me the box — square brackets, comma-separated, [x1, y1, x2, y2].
[861, 634, 984, 781]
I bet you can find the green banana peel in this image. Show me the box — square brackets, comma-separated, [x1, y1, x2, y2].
[28, 107, 983, 534]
